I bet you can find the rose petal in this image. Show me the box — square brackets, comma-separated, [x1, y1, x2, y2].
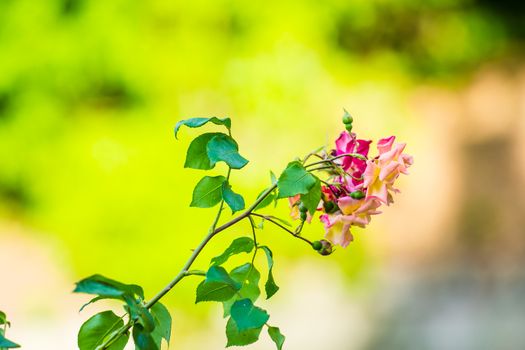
[377, 136, 395, 154]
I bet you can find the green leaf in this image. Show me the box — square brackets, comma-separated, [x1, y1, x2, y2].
[211, 237, 254, 266]
[222, 181, 245, 213]
[79, 296, 105, 312]
[74, 274, 144, 299]
[229, 264, 260, 302]
[265, 273, 279, 299]
[190, 176, 227, 208]
[0, 333, 20, 348]
[196, 266, 241, 303]
[222, 263, 261, 317]
[0, 311, 17, 348]
[207, 134, 249, 169]
[78, 311, 129, 350]
[184, 132, 222, 170]
[137, 306, 156, 333]
[230, 299, 269, 331]
[174, 117, 231, 139]
[268, 326, 286, 350]
[300, 177, 322, 215]
[277, 161, 317, 198]
[260, 246, 279, 299]
[132, 324, 159, 350]
[122, 294, 142, 323]
[254, 171, 278, 211]
[255, 218, 265, 229]
[225, 317, 262, 347]
[150, 302, 172, 347]
[254, 188, 276, 211]
[270, 171, 277, 185]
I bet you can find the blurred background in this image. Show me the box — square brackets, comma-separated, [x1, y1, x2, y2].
[1, 0, 524, 349]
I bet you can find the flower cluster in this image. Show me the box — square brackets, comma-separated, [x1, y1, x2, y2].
[292, 114, 413, 249]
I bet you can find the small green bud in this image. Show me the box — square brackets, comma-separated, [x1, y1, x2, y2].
[345, 123, 353, 132]
[300, 211, 308, 221]
[350, 190, 365, 200]
[342, 111, 353, 125]
[317, 239, 333, 256]
[312, 241, 323, 251]
[299, 202, 308, 213]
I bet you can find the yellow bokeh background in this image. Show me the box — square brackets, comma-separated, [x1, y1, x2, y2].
[1, 0, 524, 349]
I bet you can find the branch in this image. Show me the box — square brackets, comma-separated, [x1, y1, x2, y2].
[99, 183, 278, 349]
[305, 152, 367, 168]
[250, 213, 313, 247]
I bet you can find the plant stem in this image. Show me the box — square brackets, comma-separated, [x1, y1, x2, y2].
[305, 152, 367, 168]
[185, 270, 206, 276]
[250, 213, 313, 246]
[99, 183, 278, 349]
[146, 182, 276, 309]
[308, 165, 335, 172]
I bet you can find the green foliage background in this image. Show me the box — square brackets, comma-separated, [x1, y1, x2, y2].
[0, 0, 523, 348]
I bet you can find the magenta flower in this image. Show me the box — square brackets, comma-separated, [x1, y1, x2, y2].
[286, 120, 412, 249]
[334, 131, 371, 183]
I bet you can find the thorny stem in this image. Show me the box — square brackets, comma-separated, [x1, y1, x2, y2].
[99, 182, 279, 349]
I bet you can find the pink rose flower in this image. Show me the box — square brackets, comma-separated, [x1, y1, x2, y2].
[319, 196, 382, 248]
[288, 123, 413, 249]
[320, 213, 354, 248]
[363, 136, 413, 204]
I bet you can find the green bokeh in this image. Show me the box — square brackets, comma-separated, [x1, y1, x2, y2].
[0, 0, 522, 346]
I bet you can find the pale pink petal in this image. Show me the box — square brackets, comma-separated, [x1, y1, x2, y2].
[320, 214, 330, 226]
[322, 214, 354, 248]
[399, 154, 414, 174]
[379, 143, 406, 165]
[336, 224, 354, 248]
[363, 161, 379, 188]
[377, 136, 395, 154]
[355, 197, 382, 214]
[342, 214, 370, 228]
[366, 180, 389, 204]
[288, 195, 301, 220]
[379, 161, 401, 181]
[337, 196, 363, 215]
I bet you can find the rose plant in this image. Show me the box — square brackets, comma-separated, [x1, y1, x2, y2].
[2, 112, 413, 349]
